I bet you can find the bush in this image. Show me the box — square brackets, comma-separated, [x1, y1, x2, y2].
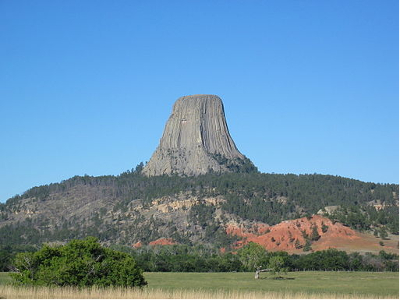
[11, 237, 147, 287]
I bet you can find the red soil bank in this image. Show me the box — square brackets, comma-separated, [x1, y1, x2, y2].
[148, 238, 176, 246]
[132, 241, 142, 248]
[226, 215, 359, 253]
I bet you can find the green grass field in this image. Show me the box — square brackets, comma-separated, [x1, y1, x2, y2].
[0, 273, 12, 285]
[0, 271, 398, 298]
[144, 271, 399, 297]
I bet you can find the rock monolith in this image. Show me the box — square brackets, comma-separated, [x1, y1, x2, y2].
[142, 94, 255, 176]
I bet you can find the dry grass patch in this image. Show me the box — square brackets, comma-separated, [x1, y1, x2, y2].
[0, 285, 397, 299]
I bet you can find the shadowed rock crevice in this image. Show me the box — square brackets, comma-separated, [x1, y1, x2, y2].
[142, 94, 256, 176]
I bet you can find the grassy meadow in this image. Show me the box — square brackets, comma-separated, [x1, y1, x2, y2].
[0, 271, 398, 299]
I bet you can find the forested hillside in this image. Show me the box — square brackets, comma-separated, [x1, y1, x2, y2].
[0, 165, 398, 250]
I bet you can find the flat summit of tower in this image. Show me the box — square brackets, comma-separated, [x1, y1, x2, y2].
[142, 94, 256, 176]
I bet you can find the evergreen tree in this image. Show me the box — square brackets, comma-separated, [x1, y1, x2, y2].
[310, 225, 321, 241]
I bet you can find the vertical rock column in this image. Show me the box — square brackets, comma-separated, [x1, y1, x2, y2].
[142, 94, 248, 176]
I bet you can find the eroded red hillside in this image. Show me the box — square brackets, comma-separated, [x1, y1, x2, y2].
[226, 215, 397, 253]
[148, 238, 176, 246]
[132, 241, 142, 248]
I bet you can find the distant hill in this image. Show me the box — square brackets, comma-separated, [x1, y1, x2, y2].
[0, 169, 398, 253]
[0, 94, 398, 253]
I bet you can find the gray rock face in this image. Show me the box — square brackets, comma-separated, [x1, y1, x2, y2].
[142, 94, 253, 176]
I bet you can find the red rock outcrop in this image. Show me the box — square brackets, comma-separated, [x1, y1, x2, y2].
[226, 215, 359, 253]
[148, 238, 177, 246]
[132, 241, 142, 248]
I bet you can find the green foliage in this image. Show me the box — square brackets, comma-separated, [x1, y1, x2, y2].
[11, 237, 147, 287]
[268, 256, 288, 276]
[321, 222, 329, 233]
[379, 227, 389, 240]
[303, 240, 312, 252]
[295, 249, 349, 270]
[211, 154, 258, 174]
[188, 203, 215, 229]
[119, 244, 242, 272]
[294, 239, 303, 249]
[0, 245, 36, 271]
[329, 204, 398, 234]
[121, 244, 398, 273]
[237, 242, 268, 271]
[289, 248, 399, 272]
[310, 224, 321, 241]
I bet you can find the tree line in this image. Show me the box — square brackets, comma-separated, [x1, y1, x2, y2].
[111, 242, 399, 273]
[2, 241, 397, 275]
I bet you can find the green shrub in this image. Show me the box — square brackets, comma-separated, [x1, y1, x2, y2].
[11, 237, 147, 287]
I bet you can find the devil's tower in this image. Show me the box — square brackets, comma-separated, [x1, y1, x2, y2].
[142, 94, 256, 176]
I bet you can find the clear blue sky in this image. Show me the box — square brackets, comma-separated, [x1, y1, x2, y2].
[0, 0, 398, 202]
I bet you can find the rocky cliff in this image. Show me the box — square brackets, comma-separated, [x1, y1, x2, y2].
[142, 94, 254, 176]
